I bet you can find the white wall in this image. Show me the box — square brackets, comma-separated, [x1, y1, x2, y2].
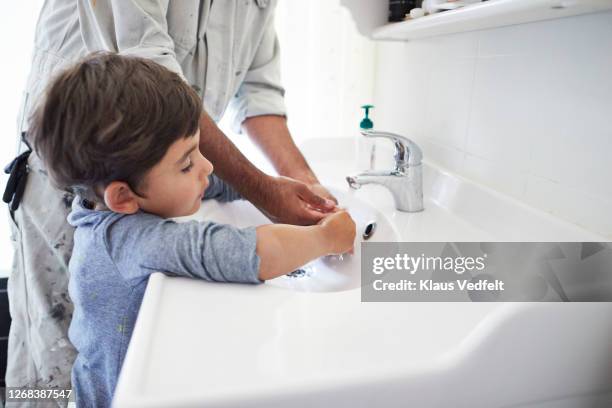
[373, 11, 612, 237]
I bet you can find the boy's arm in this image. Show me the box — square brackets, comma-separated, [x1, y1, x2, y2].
[105, 214, 261, 285]
[105, 210, 355, 284]
[256, 211, 356, 280]
[255, 224, 327, 280]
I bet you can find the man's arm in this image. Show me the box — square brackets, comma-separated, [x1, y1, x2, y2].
[242, 115, 317, 184]
[228, 9, 336, 203]
[241, 115, 337, 203]
[199, 112, 334, 225]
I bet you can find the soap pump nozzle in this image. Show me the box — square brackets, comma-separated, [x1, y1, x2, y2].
[359, 104, 375, 169]
[360, 104, 374, 130]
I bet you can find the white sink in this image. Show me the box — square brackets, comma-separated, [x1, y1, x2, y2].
[114, 137, 612, 408]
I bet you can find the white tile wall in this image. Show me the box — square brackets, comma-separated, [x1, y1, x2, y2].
[373, 11, 612, 237]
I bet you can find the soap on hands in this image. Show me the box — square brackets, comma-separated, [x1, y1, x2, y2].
[255, 210, 356, 281]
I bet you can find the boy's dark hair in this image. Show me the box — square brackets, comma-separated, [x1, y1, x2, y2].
[30, 52, 202, 202]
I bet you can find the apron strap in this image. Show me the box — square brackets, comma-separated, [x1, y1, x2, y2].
[3, 132, 32, 213]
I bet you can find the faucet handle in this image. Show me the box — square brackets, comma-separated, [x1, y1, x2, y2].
[360, 130, 422, 169]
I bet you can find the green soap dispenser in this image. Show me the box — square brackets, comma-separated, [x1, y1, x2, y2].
[358, 104, 376, 170]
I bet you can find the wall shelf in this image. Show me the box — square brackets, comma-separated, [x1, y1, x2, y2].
[372, 0, 612, 41]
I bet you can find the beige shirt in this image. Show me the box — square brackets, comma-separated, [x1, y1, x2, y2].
[20, 0, 286, 138]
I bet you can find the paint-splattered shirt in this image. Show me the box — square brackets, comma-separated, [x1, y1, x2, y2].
[66, 174, 261, 407]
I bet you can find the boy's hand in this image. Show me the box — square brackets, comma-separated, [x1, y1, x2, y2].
[319, 210, 356, 255]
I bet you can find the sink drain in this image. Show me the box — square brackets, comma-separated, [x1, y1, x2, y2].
[286, 265, 314, 278]
[287, 269, 306, 278]
[363, 221, 377, 240]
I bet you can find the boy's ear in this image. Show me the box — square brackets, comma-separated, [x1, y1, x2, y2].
[103, 181, 140, 214]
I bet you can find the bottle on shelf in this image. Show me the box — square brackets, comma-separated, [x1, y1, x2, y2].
[389, 0, 417, 22]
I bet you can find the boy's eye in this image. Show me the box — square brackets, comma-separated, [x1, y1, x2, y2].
[181, 161, 194, 173]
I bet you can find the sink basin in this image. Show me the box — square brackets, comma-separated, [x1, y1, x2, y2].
[115, 137, 612, 408]
[180, 188, 400, 292]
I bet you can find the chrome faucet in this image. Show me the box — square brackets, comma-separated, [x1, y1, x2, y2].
[346, 130, 424, 212]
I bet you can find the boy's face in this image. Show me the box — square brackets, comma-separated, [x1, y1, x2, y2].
[137, 129, 214, 218]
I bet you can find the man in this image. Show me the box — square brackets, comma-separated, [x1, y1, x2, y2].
[6, 0, 335, 405]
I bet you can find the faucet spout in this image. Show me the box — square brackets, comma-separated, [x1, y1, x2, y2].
[346, 170, 394, 189]
[346, 167, 423, 213]
[346, 131, 424, 213]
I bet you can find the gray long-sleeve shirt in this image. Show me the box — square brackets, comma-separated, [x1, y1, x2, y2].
[66, 174, 261, 407]
[20, 0, 285, 138]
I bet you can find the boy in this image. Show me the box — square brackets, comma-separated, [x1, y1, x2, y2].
[29, 53, 356, 407]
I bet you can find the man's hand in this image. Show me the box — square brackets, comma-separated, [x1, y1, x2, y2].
[257, 176, 336, 226]
[309, 183, 338, 205]
[198, 113, 337, 226]
[242, 115, 339, 206]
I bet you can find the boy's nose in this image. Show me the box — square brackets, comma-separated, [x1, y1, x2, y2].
[202, 156, 214, 176]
